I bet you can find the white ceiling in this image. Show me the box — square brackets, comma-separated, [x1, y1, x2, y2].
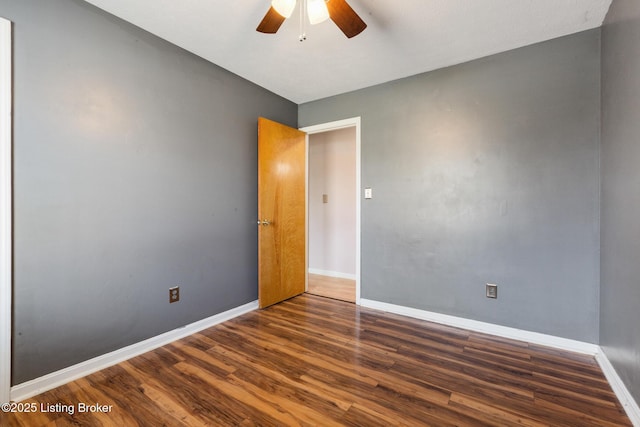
[82, 0, 612, 104]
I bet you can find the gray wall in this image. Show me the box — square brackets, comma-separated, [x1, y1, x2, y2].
[3, 0, 296, 384]
[300, 30, 601, 342]
[600, 0, 640, 404]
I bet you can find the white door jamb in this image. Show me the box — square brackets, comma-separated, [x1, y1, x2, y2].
[1, 16, 13, 404]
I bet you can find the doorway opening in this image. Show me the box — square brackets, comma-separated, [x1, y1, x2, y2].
[301, 118, 361, 304]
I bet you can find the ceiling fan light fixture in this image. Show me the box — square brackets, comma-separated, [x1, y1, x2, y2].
[307, 0, 329, 25]
[271, 0, 296, 18]
[257, 0, 366, 38]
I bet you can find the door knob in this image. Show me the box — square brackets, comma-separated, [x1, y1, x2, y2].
[257, 219, 271, 226]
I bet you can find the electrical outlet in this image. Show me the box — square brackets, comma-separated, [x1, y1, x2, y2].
[486, 283, 498, 299]
[169, 286, 180, 303]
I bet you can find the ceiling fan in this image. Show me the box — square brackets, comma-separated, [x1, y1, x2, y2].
[257, 0, 367, 39]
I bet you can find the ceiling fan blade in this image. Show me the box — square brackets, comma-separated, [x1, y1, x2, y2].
[256, 6, 286, 34]
[326, 0, 367, 38]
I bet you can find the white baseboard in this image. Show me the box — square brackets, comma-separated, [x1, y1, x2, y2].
[596, 350, 640, 427]
[359, 299, 599, 355]
[10, 300, 258, 402]
[308, 268, 356, 280]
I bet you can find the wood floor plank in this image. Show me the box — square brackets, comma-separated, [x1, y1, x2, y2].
[262, 319, 399, 365]
[299, 372, 429, 426]
[531, 371, 618, 402]
[3, 294, 632, 426]
[307, 274, 356, 302]
[341, 402, 413, 427]
[226, 372, 346, 426]
[448, 393, 549, 427]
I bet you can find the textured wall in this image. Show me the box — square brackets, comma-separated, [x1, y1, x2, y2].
[300, 30, 601, 342]
[600, 0, 640, 405]
[3, 0, 297, 384]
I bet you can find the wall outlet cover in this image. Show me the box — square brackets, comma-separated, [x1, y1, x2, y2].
[486, 283, 498, 299]
[169, 286, 180, 303]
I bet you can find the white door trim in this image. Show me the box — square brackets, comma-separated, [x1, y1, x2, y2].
[0, 16, 13, 404]
[301, 117, 362, 304]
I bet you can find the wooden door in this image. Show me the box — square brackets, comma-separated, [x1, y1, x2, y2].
[258, 117, 306, 308]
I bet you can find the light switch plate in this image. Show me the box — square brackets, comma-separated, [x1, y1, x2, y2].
[364, 188, 372, 199]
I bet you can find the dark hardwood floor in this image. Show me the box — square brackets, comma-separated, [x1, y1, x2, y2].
[2, 294, 632, 426]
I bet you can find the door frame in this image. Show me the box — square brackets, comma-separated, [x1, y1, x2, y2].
[300, 117, 361, 304]
[0, 16, 12, 403]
